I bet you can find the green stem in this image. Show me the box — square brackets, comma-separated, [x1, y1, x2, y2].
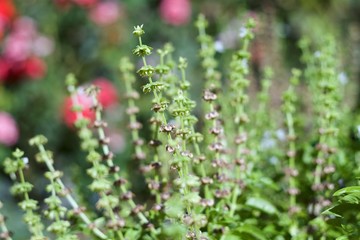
[18, 168, 44, 238]
[286, 112, 297, 210]
[36, 144, 108, 240]
[90, 94, 150, 226]
[71, 88, 125, 239]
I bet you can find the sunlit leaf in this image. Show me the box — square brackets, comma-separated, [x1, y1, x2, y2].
[246, 197, 277, 215]
[334, 187, 360, 197]
[236, 224, 267, 240]
[322, 205, 343, 218]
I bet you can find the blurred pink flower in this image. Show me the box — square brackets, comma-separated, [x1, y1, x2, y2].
[33, 35, 54, 57]
[4, 34, 33, 61]
[62, 78, 118, 127]
[159, 0, 191, 26]
[0, 16, 52, 82]
[3, 17, 37, 61]
[89, 1, 120, 26]
[12, 17, 37, 39]
[0, 112, 19, 146]
[63, 89, 95, 127]
[92, 78, 118, 108]
[107, 130, 125, 153]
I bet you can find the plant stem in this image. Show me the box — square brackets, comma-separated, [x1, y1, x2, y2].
[36, 144, 108, 240]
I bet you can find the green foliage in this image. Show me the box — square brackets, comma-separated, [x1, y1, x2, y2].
[1, 15, 360, 240]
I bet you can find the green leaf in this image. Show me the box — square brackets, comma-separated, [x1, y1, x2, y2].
[183, 192, 201, 204]
[340, 192, 360, 204]
[322, 205, 343, 218]
[258, 177, 279, 191]
[336, 236, 349, 240]
[222, 234, 241, 240]
[161, 222, 186, 239]
[236, 224, 268, 240]
[334, 186, 360, 197]
[164, 194, 184, 218]
[125, 228, 141, 239]
[245, 197, 277, 215]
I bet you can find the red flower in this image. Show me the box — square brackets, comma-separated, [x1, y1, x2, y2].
[93, 78, 118, 108]
[159, 0, 191, 26]
[72, 0, 98, 8]
[0, 20, 5, 40]
[0, 56, 46, 83]
[0, 0, 16, 25]
[0, 58, 11, 82]
[62, 90, 95, 127]
[23, 57, 46, 79]
[0, 0, 16, 39]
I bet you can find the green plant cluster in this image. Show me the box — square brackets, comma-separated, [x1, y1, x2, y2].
[1, 15, 360, 240]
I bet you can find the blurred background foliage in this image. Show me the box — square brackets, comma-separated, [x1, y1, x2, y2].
[1, 0, 360, 238]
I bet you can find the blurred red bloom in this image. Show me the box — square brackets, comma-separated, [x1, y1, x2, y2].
[0, 56, 46, 82]
[73, 0, 98, 7]
[0, 16, 52, 83]
[0, 58, 11, 82]
[0, 0, 16, 24]
[0, 112, 19, 146]
[93, 78, 118, 108]
[0, 21, 5, 39]
[159, 0, 191, 26]
[23, 57, 46, 79]
[0, 0, 16, 39]
[63, 90, 95, 127]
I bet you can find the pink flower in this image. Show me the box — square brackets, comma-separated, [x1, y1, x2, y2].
[62, 89, 95, 127]
[0, 17, 51, 83]
[93, 78, 118, 108]
[89, 1, 120, 26]
[33, 35, 54, 57]
[3, 17, 37, 61]
[106, 129, 125, 153]
[159, 0, 191, 26]
[12, 17, 37, 39]
[4, 34, 33, 61]
[0, 112, 19, 146]
[62, 78, 118, 128]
